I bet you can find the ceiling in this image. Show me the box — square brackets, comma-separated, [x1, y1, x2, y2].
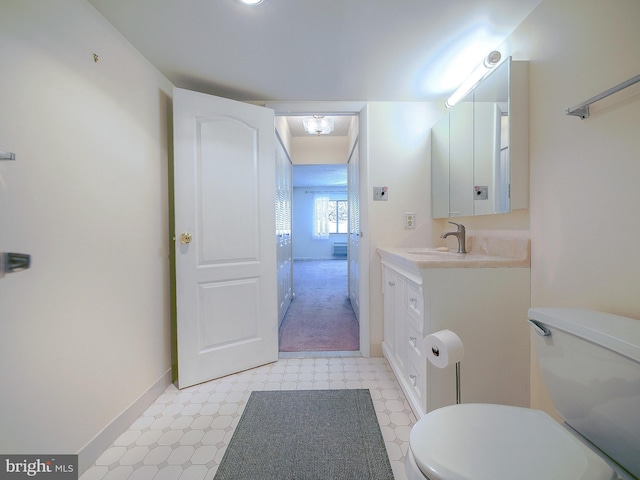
[87, 0, 541, 103]
[86, 0, 540, 189]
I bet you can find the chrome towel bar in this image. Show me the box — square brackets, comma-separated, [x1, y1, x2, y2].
[566, 73, 640, 119]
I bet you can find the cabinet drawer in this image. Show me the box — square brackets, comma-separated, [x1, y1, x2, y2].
[406, 355, 425, 408]
[405, 280, 423, 333]
[406, 321, 425, 362]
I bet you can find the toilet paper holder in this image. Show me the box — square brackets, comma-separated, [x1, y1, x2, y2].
[431, 345, 462, 404]
[427, 331, 464, 404]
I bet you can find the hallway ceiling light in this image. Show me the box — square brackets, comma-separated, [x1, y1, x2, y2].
[238, 0, 269, 6]
[303, 116, 335, 135]
[446, 50, 501, 109]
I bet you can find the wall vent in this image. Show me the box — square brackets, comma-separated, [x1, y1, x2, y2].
[332, 242, 347, 256]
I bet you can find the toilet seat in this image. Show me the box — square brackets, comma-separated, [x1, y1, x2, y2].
[409, 404, 618, 480]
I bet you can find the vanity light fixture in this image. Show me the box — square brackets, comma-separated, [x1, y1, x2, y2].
[303, 116, 334, 135]
[445, 50, 501, 109]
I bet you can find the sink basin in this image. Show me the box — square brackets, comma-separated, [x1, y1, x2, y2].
[406, 248, 456, 255]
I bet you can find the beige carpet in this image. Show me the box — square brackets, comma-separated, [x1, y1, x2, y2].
[279, 260, 359, 352]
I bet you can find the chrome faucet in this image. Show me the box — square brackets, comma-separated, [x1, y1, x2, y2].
[441, 222, 467, 253]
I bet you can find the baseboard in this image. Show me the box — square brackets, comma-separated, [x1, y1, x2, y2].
[76, 368, 173, 475]
[293, 257, 345, 261]
[279, 351, 362, 358]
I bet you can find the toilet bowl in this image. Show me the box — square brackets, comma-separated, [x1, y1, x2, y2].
[405, 308, 640, 480]
[404, 403, 621, 480]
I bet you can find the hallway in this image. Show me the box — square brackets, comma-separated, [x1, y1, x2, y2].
[278, 260, 359, 352]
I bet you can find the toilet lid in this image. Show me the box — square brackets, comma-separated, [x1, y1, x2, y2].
[410, 404, 618, 480]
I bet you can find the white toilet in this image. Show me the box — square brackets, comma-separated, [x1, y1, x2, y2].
[405, 307, 640, 480]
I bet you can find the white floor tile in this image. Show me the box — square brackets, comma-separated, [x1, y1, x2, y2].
[127, 466, 158, 480]
[80, 356, 415, 480]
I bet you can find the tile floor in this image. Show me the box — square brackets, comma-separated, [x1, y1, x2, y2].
[80, 356, 416, 480]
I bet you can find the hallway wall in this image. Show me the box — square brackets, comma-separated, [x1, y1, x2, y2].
[0, 0, 173, 462]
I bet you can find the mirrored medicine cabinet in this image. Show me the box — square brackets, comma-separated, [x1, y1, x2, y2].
[432, 57, 529, 218]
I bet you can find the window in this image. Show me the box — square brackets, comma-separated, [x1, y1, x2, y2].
[327, 200, 348, 234]
[313, 196, 347, 238]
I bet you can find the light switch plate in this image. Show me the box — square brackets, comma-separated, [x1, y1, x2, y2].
[373, 186, 388, 201]
[474, 185, 488, 200]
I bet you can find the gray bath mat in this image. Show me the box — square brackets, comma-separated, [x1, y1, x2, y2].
[214, 389, 394, 480]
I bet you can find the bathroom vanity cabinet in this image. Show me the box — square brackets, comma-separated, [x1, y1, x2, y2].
[379, 244, 531, 419]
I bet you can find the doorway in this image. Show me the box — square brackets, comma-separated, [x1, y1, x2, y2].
[276, 114, 361, 354]
[280, 165, 357, 353]
[172, 93, 370, 389]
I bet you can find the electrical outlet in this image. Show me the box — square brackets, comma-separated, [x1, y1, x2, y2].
[373, 186, 388, 201]
[404, 212, 416, 229]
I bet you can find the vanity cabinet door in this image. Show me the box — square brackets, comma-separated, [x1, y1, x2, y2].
[382, 266, 405, 371]
[431, 113, 450, 218]
[449, 101, 474, 217]
[392, 272, 406, 372]
[382, 266, 395, 352]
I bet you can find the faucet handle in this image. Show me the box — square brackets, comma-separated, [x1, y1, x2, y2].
[448, 221, 465, 232]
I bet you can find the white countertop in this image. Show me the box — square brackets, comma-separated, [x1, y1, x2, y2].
[377, 235, 530, 269]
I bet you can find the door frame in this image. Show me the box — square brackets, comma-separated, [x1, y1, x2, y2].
[266, 101, 370, 357]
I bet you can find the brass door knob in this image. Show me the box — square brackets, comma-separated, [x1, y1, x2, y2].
[180, 233, 193, 244]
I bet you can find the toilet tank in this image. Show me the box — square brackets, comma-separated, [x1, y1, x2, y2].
[528, 308, 640, 479]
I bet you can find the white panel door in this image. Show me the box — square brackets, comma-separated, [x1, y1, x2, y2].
[173, 87, 277, 389]
[347, 140, 360, 321]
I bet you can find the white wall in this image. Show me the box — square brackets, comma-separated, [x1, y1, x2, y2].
[500, 0, 640, 414]
[291, 135, 350, 164]
[0, 0, 173, 464]
[366, 102, 445, 355]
